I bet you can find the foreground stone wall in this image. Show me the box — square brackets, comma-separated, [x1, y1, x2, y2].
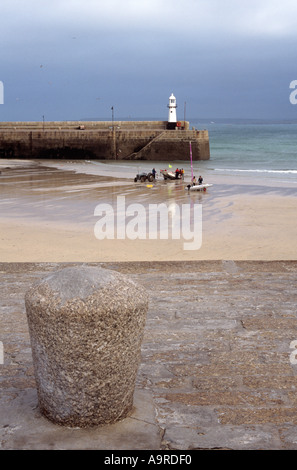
[0, 121, 210, 161]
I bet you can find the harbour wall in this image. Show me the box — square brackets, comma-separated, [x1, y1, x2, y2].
[0, 121, 210, 161]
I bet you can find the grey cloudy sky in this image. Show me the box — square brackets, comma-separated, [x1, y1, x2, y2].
[1, 0, 297, 121]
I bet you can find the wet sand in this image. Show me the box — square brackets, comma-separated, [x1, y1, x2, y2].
[1, 158, 297, 262]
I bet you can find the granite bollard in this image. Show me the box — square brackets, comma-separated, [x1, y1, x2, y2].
[25, 266, 148, 427]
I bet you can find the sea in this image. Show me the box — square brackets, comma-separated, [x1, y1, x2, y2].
[190, 118, 297, 186]
[2, 118, 297, 238]
[82, 118, 297, 189]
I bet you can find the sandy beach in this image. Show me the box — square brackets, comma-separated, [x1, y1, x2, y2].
[1, 158, 297, 262]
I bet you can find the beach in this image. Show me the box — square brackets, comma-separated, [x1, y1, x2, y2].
[2, 158, 297, 450]
[0, 158, 297, 262]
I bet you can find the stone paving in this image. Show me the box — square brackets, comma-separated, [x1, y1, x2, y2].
[1, 260, 297, 450]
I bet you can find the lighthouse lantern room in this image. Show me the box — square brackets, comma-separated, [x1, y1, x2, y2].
[167, 93, 177, 129]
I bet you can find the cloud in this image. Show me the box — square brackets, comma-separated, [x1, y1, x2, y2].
[1, 0, 297, 120]
[2, 0, 297, 38]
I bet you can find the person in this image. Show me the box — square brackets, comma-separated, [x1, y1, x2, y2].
[181, 168, 184, 180]
[192, 176, 197, 185]
[152, 168, 156, 179]
[175, 168, 179, 179]
[198, 175, 203, 185]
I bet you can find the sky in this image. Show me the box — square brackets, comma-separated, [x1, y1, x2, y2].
[1, 0, 297, 121]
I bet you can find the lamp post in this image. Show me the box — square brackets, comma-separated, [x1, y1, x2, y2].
[111, 106, 116, 159]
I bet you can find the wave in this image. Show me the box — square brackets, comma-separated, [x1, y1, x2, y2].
[214, 168, 297, 174]
[85, 160, 143, 170]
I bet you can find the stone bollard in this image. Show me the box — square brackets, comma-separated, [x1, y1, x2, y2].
[25, 265, 148, 428]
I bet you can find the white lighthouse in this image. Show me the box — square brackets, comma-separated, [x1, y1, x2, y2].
[167, 93, 177, 125]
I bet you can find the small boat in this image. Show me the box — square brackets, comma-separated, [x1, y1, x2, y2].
[187, 142, 213, 191]
[185, 183, 213, 192]
[160, 169, 182, 180]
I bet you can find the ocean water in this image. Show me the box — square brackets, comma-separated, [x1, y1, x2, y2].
[189, 119, 297, 185]
[2, 120, 297, 234]
[81, 119, 297, 188]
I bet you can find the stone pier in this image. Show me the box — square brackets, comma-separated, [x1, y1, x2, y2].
[0, 121, 210, 161]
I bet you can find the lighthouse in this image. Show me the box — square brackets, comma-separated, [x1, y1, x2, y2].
[167, 93, 177, 129]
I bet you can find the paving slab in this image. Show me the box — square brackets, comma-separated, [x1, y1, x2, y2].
[1, 261, 297, 450]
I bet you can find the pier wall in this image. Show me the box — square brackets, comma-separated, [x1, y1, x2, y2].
[0, 121, 210, 161]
